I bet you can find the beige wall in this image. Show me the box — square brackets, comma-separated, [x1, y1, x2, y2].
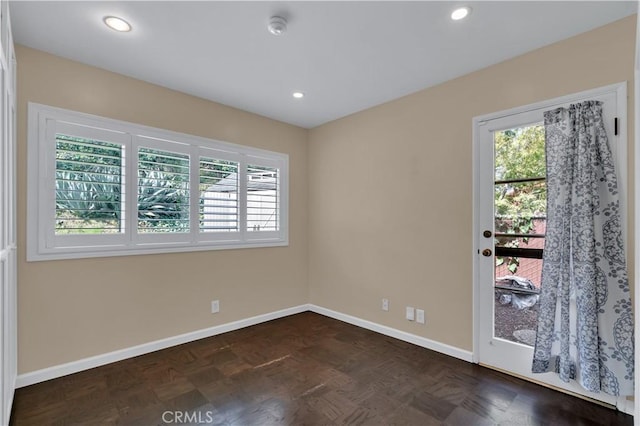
[308, 16, 636, 351]
[16, 46, 309, 373]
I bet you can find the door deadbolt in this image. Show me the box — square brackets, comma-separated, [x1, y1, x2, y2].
[482, 248, 492, 257]
[483, 230, 492, 238]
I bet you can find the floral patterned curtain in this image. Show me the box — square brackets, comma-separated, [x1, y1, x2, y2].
[531, 100, 633, 396]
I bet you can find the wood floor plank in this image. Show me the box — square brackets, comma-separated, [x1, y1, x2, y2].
[10, 312, 633, 425]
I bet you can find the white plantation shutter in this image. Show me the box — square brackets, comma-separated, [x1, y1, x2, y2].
[55, 134, 124, 235]
[199, 157, 239, 233]
[137, 147, 190, 234]
[247, 164, 279, 232]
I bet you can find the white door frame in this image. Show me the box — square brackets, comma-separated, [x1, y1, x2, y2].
[633, 7, 639, 422]
[472, 81, 630, 413]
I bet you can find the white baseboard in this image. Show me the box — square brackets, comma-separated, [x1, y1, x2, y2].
[16, 303, 473, 388]
[3, 374, 15, 426]
[15, 304, 309, 388]
[309, 304, 473, 362]
[616, 397, 634, 416]
[16, 303, 630, 415]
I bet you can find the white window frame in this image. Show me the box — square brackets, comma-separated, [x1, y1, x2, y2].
[27, 103, 289, 261]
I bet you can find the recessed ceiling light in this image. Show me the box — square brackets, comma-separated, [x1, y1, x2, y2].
[103, 16, 132, 32]
[292, 92, 304, 99]
[451, 7, 471, 21]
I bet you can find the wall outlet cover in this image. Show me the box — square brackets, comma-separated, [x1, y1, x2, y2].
[416, 309, 425, 324]
[406, 306, 415, 321]
[382, 298, 389, 311]
[211, 300, 220, 314]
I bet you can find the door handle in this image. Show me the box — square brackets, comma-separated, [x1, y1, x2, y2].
[482, 248, 492, 257]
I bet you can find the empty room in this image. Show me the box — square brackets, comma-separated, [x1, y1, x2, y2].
[1, 1, 639, 425]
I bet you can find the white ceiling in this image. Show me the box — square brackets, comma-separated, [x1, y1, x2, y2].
[10, 1, 637, 129]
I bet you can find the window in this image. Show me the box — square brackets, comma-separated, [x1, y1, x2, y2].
[199, 157, 238, 233]
[137, 146, 190, 234]
[247, 164, 279, 232]
[55, 134, 125, 235]
[27, 103, 289, 261]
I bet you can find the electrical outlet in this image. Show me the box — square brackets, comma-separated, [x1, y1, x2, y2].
[406, 306, 415, 321]
[416, 309, 425, 324]
[211, 300, 220, 314]
[382, 298, 389, 311]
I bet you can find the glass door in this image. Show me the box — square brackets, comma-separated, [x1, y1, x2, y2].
[476, 104, 620, 407]
[492, 124, 546, 348]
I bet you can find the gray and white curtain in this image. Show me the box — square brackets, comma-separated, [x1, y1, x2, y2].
[531, 100, 634, 396]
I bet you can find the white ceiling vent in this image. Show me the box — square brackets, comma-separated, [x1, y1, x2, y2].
[267, 16, 287, 36]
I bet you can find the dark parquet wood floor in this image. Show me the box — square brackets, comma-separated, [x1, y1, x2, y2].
[10, 312, 633, 425]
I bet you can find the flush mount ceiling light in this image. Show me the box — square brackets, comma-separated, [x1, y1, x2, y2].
[451, 7, 471, 21]
[268, 16, 288, 36]
[103, 16, 132, 32]
[292, 92, 304, 99]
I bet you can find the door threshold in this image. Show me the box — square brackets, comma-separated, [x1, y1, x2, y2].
[478, 363, 619, 411]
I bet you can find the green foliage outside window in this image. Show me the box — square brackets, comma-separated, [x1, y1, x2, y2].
[137, 148, 190, 233]
[494, 125, 546, 273]
[55, 135, 235, 234]
[55, 136, 123, 234]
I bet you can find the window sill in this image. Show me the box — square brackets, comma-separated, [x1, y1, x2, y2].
[27, 238, 289, 262]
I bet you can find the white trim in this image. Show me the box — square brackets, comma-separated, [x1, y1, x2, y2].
[616, 396, 634, 416]
[25, 238, 289, 262]
[614, 84, 629, 248]
[29, 103, 281, 160]
[15, 304, 309, 388]
[475, 82, 626, 126]
[0, 9, 17, 424]
[20, 301, 629, 414]
[308, 304, 473, 362]
[634, 6, 640, 422]
[472, 113, 481, 364]
[16, 303, 477, 388]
